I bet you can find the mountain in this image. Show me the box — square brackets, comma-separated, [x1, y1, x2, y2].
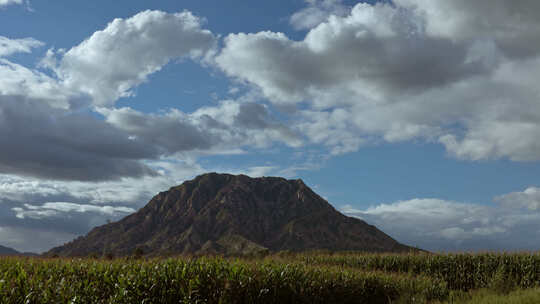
[47, 173, 414, 257]
[0, 245, 38, 257]
[0, 245, 21, 256]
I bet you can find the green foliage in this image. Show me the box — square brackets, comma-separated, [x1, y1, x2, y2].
[0, 256, 446, 303]
[0, 252, 538, 303]
[295, 252, 540, 291]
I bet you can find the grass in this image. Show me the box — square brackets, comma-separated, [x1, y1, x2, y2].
[0, 252, 538, 303]
[463, 289, 540, 304]
[435, 288, 540, 304]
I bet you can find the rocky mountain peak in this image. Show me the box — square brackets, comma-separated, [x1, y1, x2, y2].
[47, 173, 414, 257]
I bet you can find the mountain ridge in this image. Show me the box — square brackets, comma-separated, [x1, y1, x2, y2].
[47, 173, 414, 256]
[0, 245, 37, 256]
[0, 245, 20, 256]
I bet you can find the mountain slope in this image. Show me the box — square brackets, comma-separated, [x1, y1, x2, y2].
[0, 245, 20, 256]
[48, 173, 414, 256]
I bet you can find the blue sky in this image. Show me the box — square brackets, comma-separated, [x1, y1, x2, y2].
[1, 0, 540, 253]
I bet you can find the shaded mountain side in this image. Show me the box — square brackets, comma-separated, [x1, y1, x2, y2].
[0, 245, 20, 256]
[0, 245, 36, 256]
[47, 173, 414, 257]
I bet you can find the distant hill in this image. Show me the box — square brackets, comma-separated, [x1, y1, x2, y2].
[0, 245, 38, 257]
[48, 173, 414, 257]
[0, 245, 21, 256]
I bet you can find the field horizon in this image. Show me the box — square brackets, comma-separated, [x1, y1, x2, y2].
[1, 251, 539, 303]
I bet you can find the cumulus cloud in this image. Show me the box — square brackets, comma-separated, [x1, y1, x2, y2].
[0, 11, 299, 182]
[296, 109, 364, 155]
[215, 1, 540, 161]
[495, 187, 540, 211]
[0, 158, 207, 209]
[44, 10, 216, 106]
[0, 59, 80, 109]
[97, 100, 302, 153]
[394, 0, 540, 58]
[343, 197, 540, 252]
[290, 0, 350, 30]
[440, 121, 540, 162]
[217, 3, 489, 105]
[98, 107, 217, 153]
[0, 36, 43, 57]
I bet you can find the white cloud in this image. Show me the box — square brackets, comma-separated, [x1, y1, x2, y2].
[217, 3, 487, 106]
[394, 0, 540, 58]
[440, 121, 540, 162]
[45, 10, 216, 106]
[0, 77, 297, 182]
[0, 176, 68, 203]
[0, 16, 297, 182]
[0, 60, 81, 109]
[13, 202, 135, 220]
[343, 197, 540, 251]
[495, 187, 540, 211]
[0, 158, 204, 207]
[0, 0, 23, 7]
[97, 99, 302, 153]
[296, 109, 364, 155]
[290, 0, 350, 30]
[0, 36, 76, 110]
[0, 36, 43, 57]
[215, 1, 540, 161]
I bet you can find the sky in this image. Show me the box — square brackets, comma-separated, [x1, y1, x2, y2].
[1, 0, 540, 253]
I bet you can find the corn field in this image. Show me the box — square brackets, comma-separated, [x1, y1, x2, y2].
[295, 252, 540, 291]
[0, 252, 538, 303]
